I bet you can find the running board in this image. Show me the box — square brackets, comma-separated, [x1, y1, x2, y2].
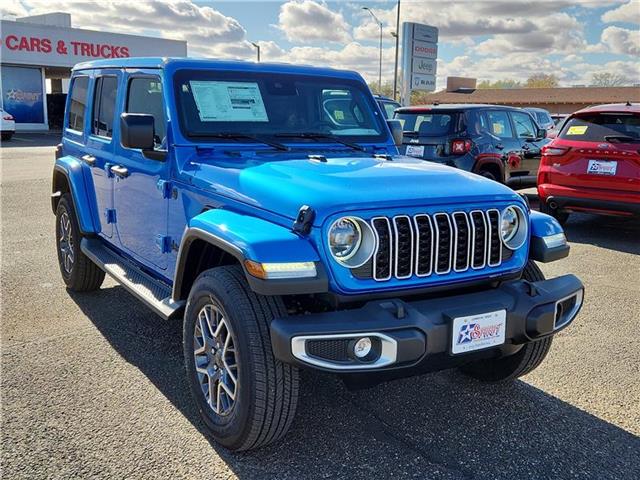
[81, 238, 184, 320]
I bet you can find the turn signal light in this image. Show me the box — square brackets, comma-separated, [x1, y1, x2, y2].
[244, 260, 317, 279]
[451, 139, 473, 155]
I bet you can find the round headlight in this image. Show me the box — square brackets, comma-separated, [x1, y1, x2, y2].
[328, 217, 361, 260]
[500, 206, 527, 250]
[328, 217, 376, 268]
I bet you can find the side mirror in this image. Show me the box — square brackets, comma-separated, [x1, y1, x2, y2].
[120, 113, 155, 150]
[387, 119, 403, 146]
[537, 127, 547, 139]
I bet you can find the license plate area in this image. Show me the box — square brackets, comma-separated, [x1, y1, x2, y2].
[451, 310, 506, 354]
[587, 159, 617, 176]
[405, 145, 425, 158]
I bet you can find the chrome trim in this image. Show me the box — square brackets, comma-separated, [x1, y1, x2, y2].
[371, 217, 392, 281]
[470, 210, 488, 269]
[413, 214, 433, 277]
[433, 213, 453, 275]
[554, 289, 584, 330]
[486, 209, 502, 267]
[452, 211, 471, 272]
[501, 205, 528, 251]
[393, 215, 414, 279]
[291, 332, 398, 370]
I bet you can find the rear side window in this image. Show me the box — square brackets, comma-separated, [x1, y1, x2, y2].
[127, 77, 166, 148]
[92, 76, 118, 138]
[511, 111, 537, 139]
[535, 111, 551, 125]
[481, 110, 513, 138]
[381, 101, 398, 119]
[559, 113, 640, 143]
[67, 76, 89, 131]
[397, 112, 458, 136]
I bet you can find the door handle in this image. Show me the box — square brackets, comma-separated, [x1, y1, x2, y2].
[522, 144, 530, 150]
[81, 154, 96, 166]
[495, 143, 504, 150]
[110, 165, 129, 178]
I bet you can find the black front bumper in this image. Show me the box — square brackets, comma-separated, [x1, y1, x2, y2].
[271, 274, 584, 373]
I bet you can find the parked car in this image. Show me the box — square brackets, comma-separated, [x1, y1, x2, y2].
[53, 58, 583, 451]
[375, 94, 401, 119]
[1, 108, 15, 141]
[525, 107, 555, 133]
[395, 104, 549, 188]
[538, 102, 640, 223]
[551, 113, 568, 126]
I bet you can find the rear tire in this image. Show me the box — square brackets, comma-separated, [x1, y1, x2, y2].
[183, 265, 299, 451]
[459, 260, 553, 382]
[540, 200, 569, 226]
[55, 194, 105, 291]
[480, 170, 497, 182]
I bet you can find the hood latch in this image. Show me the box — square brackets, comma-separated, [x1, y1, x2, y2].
[292, 205, 315, 235]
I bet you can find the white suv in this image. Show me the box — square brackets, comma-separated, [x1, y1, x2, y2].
[1, 108, 16, 141]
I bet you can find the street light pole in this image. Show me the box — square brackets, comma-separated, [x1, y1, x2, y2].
[393, 0, 401, 100]
[363, 7, 382, 94]
[250, 42, 260, 62]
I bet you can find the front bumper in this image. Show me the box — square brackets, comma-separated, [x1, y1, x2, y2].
[271, 274, 583, 373]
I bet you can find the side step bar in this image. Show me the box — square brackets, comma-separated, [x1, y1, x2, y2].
[81, 238, 184, 320]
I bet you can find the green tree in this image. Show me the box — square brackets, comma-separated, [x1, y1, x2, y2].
[368, 82, 395, 97]
[477, 79, 522, 89]
[591, 72, 630, 87]
[525, 74, 559, 88]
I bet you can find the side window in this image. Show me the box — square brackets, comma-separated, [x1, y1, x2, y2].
[67, 76, 89, 131]
[92, 76, 118, 138]
[484, 110, 513, 138]
[382, 102, 396, 119]
[511, 111, 537, 139]
[126, 77, 166, 149]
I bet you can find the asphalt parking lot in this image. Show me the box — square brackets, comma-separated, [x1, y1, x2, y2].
[2, 133, 639, 479]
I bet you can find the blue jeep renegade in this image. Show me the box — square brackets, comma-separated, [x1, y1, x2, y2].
[53, 58, 584, 451]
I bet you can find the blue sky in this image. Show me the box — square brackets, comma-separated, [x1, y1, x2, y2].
[3, 1, 639, 89]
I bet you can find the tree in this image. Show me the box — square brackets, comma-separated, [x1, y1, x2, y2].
[591, 72, 630, 87]
[477, 79, 522, 89]
[525, 74, 559, 88]
[368, 81, 395, 97]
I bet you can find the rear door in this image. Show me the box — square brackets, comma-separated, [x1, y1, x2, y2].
[549, 111, 640, 193]
[510, 110, 543, 177]
[397, 111, 461, 160]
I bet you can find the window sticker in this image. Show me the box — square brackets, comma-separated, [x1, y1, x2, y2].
[189, 81, 269, 122]
[493, 122, 504, 135]
[567, 125, 588, 135]
[334, 110, 345, 120]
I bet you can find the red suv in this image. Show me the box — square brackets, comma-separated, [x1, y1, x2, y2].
[538, 103, 640, 224]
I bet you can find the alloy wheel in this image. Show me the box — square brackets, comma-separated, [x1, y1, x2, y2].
[59, 211, 74, 274]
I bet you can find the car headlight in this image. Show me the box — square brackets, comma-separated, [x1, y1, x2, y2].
[500, 206, 527, 250]
[328, 217, 375, 268]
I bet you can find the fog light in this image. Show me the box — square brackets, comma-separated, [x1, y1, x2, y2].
[353, 337, 372, 358]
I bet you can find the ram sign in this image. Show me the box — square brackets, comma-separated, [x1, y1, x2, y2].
[400, 22, 439, 104]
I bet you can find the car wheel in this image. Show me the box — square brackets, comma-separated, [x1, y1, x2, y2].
[183, 265, 299, 451]
[55, 194, 105, 291]
[479, 170, 498, 182]
[459, 261, 553, 382]
[1, 132, 13, 141]
[540, 200, 569, 226]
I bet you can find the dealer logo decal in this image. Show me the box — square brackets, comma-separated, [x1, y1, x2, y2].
[457, 322, 502, 345]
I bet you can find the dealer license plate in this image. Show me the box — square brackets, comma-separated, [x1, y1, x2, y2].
[451, 310, 506, 355]
[587, 160, 617, 176]
[405, 145, 425, 158]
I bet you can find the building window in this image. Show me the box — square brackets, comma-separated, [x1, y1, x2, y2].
[92, 76, 118, 138]
[126, 77, 166, 148]
[67, 76, 89, 131]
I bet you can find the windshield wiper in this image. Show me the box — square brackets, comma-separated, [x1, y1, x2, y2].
[275, 132, 366, 152]
[189, 132, 290, 151]
[604, 135, 640, 144]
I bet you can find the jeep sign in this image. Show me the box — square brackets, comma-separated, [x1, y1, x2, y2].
[400, 22, 439, 104]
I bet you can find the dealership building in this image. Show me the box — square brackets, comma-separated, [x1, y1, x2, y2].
[0, 13, 187, 131]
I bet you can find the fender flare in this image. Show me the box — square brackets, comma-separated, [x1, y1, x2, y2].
[52, 159, 98, 234]
[473, 153, 505, 182]
[173, 209, 328, 299]
[528, 210, 569, 263]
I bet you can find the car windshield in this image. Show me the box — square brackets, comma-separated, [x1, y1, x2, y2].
[173, 70, 386, 145]
[559, 112, 640, 143]
[396, 112, 458, 137]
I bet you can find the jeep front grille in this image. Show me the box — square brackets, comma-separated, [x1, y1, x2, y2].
[367, 209, 504, 282]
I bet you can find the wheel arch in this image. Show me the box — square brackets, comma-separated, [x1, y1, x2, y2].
[473, 154, 505, 183]
[52, 160, 97, 234]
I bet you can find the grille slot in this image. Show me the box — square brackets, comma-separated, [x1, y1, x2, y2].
[368, 209, 506, 281]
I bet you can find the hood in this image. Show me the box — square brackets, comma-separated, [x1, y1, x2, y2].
[189, 154, 520, 223]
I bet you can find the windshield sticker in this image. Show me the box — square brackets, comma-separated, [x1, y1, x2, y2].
[189, 81, 269, 122]
[567, 125, 588, 135]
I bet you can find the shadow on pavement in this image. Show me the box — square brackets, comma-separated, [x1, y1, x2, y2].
[69, 286, 640, 480]
[561, 213, 640, 256]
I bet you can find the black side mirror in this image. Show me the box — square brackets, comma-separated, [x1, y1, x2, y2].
[121, 113, 155, 150]
[537, 127, 547, 139]
[387, 119, 403, 146]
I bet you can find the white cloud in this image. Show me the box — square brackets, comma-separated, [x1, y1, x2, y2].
[601, 26, 640, 55]
[602, 1, 640, 25]
[277, 0, 351, 43]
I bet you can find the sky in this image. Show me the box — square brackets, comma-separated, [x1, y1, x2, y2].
[2, 0, 639, 89]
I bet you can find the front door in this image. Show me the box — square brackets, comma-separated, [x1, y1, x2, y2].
[510, 110, 543, 177]
[112, 72, 169, 271]
[482, 109, 520, 182]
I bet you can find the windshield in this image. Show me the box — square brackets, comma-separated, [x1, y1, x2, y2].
[396, 112, 459, 137]
[559, 112, 640, 143]
[173, 70, 386, 145]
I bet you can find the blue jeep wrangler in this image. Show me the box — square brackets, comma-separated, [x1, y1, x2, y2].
[52, 58, 584, 451]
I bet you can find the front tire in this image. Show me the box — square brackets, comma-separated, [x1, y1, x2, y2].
[55, 194, 105, 291]
[459, 261, 553, 382]
[183, 265, 299, 451]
